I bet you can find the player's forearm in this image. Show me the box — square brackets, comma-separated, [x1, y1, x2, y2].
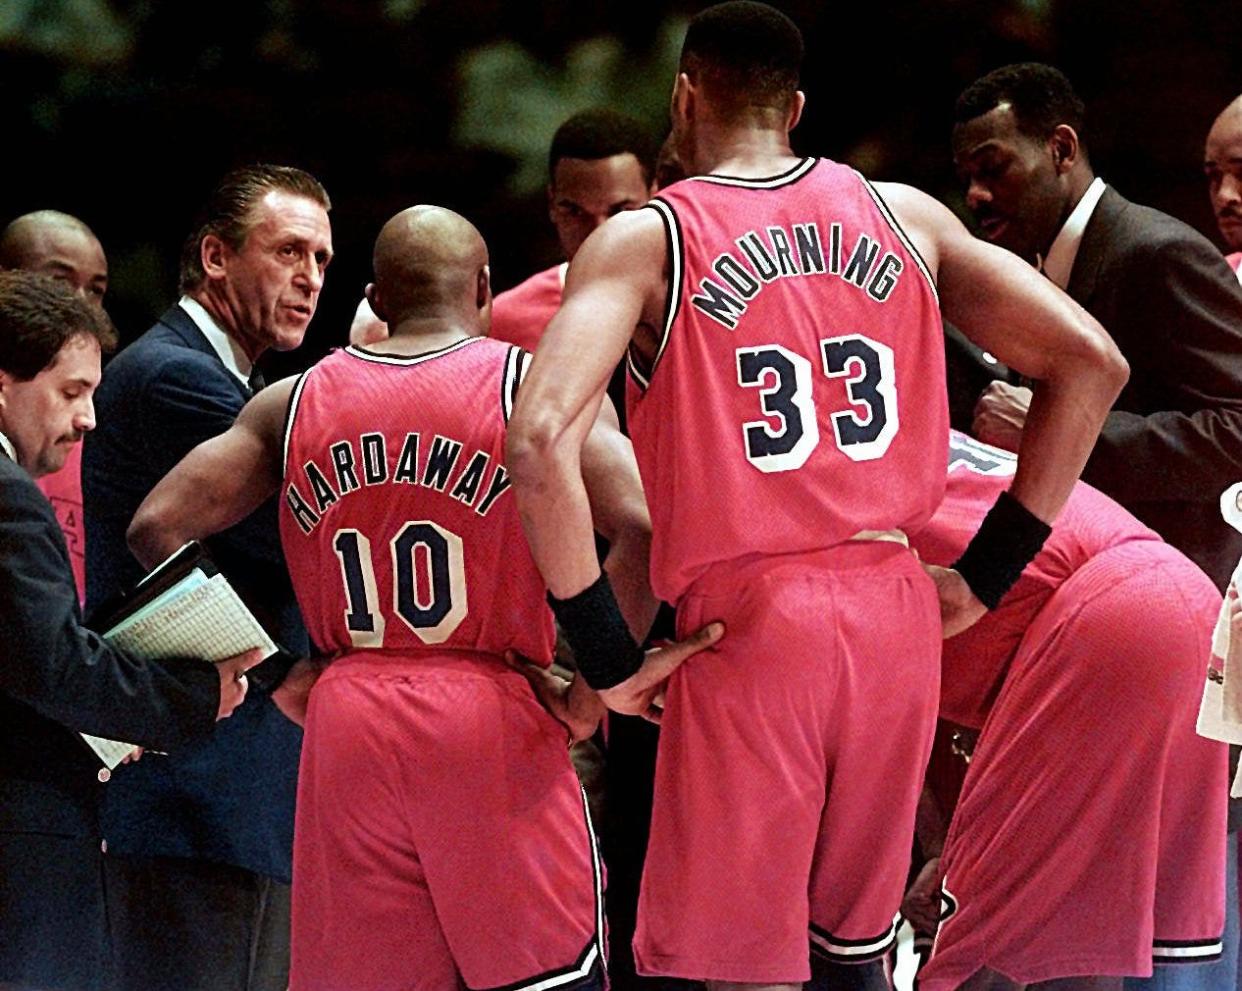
[127, 491, 198, 569]
[1008, 340, 1128, 522]
[914, 785, 948, 858]
[508, 440, 603, 598]
[128, 434, 276, 569]
[603, 524, 658, 643]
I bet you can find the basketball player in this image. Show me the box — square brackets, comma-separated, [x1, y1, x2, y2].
[349, 109, 657, 350]
[506, 4, 1127, 989]
[127, 205, 718, 990]
[902, 431, 1227, 990]
[1204, 94, 1242, 277]
[490, 109, 658, 351]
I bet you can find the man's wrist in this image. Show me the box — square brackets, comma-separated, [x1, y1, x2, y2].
[548, 573, 644, 690]
[951, 490, 1051, 610]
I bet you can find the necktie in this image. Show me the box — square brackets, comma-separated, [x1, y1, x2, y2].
[247, 367, 266, 395]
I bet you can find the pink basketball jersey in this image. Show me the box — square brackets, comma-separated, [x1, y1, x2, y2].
[627, 158, 948, 602]
[279, 339, 555, 664]
[911, 430, 1163, 726]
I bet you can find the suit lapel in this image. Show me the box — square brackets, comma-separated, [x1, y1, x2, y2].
[156, 304, 251, 402]
[1066, 186, 1125, 308]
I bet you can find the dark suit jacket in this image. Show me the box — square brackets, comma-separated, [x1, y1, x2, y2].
[82, 303, 307, 882]
[0, 449, 218, 980]
[1067, 187, 1242, 592]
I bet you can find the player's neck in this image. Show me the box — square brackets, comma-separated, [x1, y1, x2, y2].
[692, 127, 801, 180]
[369, 318, 476, 356]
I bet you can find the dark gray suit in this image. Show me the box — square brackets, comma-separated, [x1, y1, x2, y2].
[1070, 186, 1242, 592]
[0, 449, 219, 991]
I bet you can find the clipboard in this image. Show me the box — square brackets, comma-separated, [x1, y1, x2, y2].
[81, 542, 280, 768]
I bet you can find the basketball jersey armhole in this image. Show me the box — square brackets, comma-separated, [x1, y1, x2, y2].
[856, 173, 940, 303]
[501, 345, 531, 423]
[628, 199, 683, 393]
[281, 370, 312, 480]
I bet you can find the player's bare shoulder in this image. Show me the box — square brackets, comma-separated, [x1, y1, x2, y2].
[238, 373, 300, 461]
[868, 181, 960, 280]
[559, 205, 670, 364]
[564, 207, 668, 309]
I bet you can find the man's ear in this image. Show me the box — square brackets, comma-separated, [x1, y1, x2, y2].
[546, 182, 559, 225]
[787, 90, 806, 133]
[672, 72, 695, 126]
[200, 234, 229, 281]
[365, 282, 387, 322]
[477, 265, 491, 310]
[0, 368, 14, 418]
[1050, 124, 1081, 175]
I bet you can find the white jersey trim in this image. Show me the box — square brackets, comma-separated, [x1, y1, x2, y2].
[501, 346, 531, 423]
[690, 156, 818, 189]
[856, 173, 939, 304]
[344, 336, 483, 367]
[809, 914, 900, 962]
[1152, 938, 1225, 963]
[282, 370, 312, 480]
[629, 198, 682, 392]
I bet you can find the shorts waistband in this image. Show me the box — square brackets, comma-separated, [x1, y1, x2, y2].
[682, 534, 918, 600]
[320, 648, 550, 682]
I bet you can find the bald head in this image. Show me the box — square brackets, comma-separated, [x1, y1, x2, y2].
[369, 206, 490, 333]
[1205, 95, 1242, 251]
[0, 211, 108, 307]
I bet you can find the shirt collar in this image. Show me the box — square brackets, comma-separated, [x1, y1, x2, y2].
[1038, 177, 1107, 289]
[0, 431, 15, 462]
[178, 295, 254, 386]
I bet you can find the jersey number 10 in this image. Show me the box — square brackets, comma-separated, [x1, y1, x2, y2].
[736, 333, 897, 472]
[332, 522, 468, 648]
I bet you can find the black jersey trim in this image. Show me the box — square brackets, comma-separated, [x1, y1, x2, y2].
[281, 370, 312, 480]
[501, 346, 531, 424]
[628, 199, 682, 393]
[856, 173, 939, 302]
[473, 786, 606, 991]
[344, 336, 482, 367]
[473, 938, 603, 991]
[1152, 935, 1225, 964]
[581, 783, 607, 974]
[808, 915, 899, 963]
[691, 156, 818, 189]
[938, 883, 959, 923]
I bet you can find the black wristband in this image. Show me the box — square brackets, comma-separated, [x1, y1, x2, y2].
[951, 490, 1052, 611]
[548, 573, 645, 690]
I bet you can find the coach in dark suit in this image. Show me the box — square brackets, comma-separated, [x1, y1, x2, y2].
[0, 271, 254, 991]
[950, 63, 1242, 593]
[82, 164, 332, 991]
[949, 62, 1242, 991]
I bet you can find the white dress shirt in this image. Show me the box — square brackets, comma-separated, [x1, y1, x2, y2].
[0, 431, 16, 462]
[178, 295, 253, 387]
[1038, 176, 1108, 289]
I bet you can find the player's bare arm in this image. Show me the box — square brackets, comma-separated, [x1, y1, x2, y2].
[581, 398, 658, 640]
[509, 396, 659, 734]
[509, 210, 724, 706]
[126, 376, 295, 569]
[878, 181, 1127, 520]
[508, 209, 666, 600]
[128, 375, 323, 722]
[877, 182, 1128, 633]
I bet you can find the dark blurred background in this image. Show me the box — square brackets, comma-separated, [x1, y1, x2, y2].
[5, 0, 1241, 376]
